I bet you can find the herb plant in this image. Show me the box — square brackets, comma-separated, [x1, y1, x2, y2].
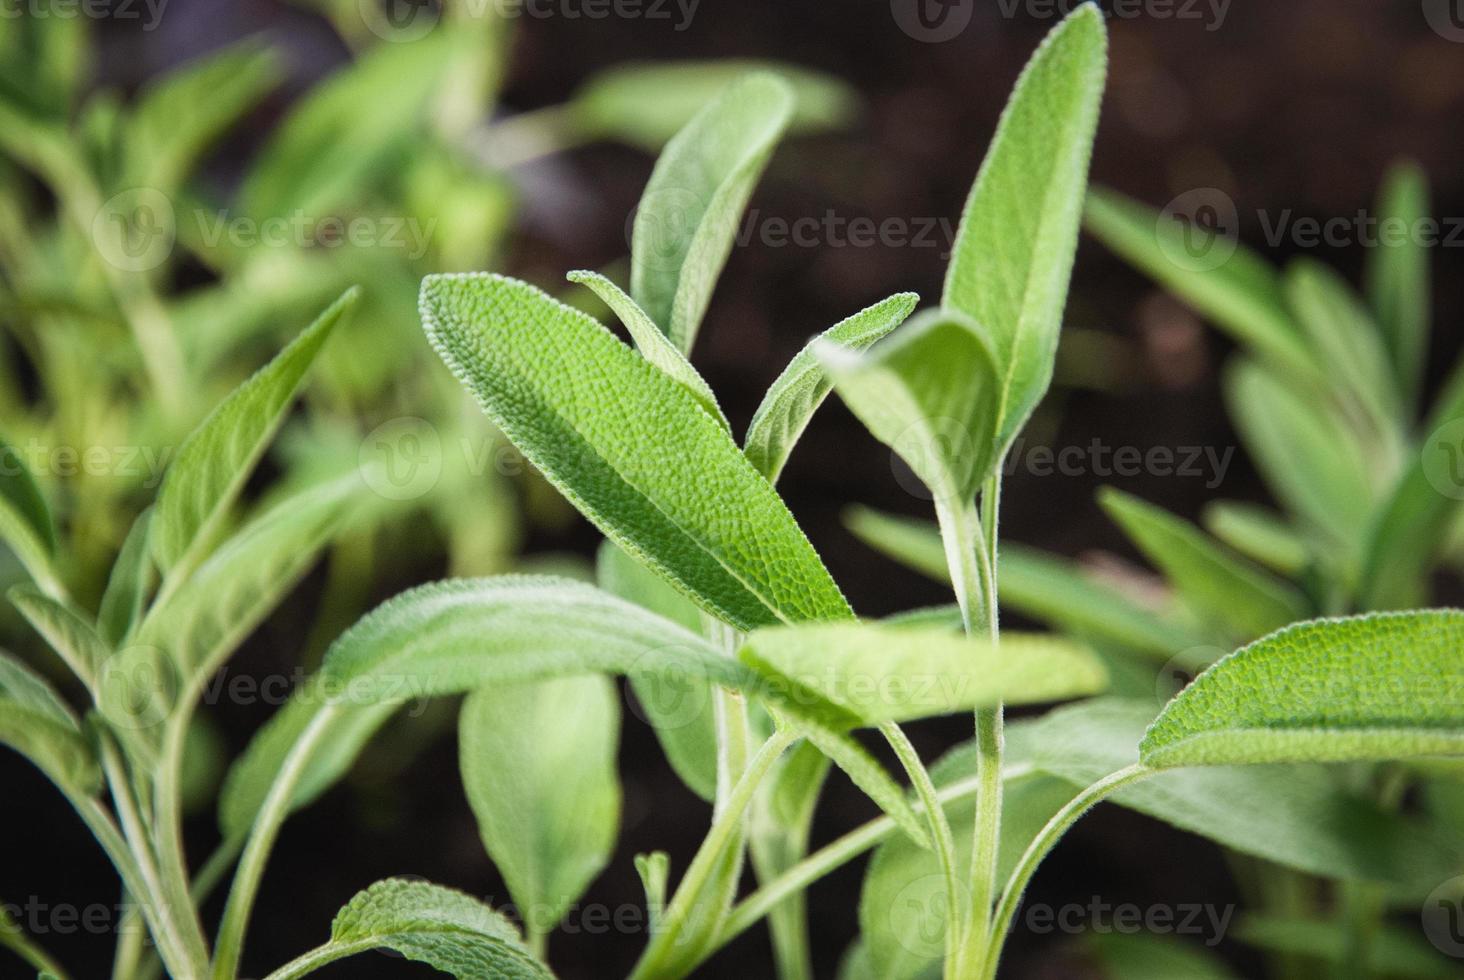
[4, 4, 1463, 980]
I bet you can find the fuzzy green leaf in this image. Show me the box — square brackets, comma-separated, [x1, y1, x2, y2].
[277, 878, 553, 980]
[1084, 188, 1317, 379]
[630, 72, 792, 353]
[0, 651, 99, 793]
[566, 270, 726, 426]
[819, 310, 1002, 504]
[1100, 487, 1309, 641]
[745, 293, 918, 483]
[460, 676, 621, 937]
[97, 506, 155, 645]
[420, 273, 852, 631]
[943, 5, 1107, 445]
[596, 541, 717, 801]
[1201, 502, 1309, 577]
[0, 433, 61, 594]
[1142, 610, 1464, 767]
[9, 585, 109, 686]
[150, 289, 355, 575]
[738, 621, 1106, 726]
[1366, 161, 1431, 405]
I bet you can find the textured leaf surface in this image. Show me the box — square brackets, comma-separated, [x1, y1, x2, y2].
[0, 651, 98, 792]
[312, 878, 552, 979]
[1142, 611, 1464, 767]
[739, 621, 1106, 725]
[1100, 488, 1308, 640]
[630, 72, 792, 352]
[566, 270, 725, 425]
[745, 293, 917, 483]
[943, 5, 1107, 445]
[421, 273, 851, 631]
[820, 311, 1001, 504]
[151, 290, 354, 573]
[460, 677, 621, 936]
[9, 585, 109, 684]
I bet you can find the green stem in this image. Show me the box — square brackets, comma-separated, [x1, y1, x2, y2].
[2, 907, 71, 979]
[629, 729, 799, 980]
[980, 764, 1153, 980]
[212, 705, 340, 980]
[258, 938, 378, 980]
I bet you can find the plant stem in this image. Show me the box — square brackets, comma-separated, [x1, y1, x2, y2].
[629, 729, 799, 980]
[212, 705, 340, 980]
[2, 906, 71, 979]
[980, 764, 1153, 980]
[258, 938, 379, 980]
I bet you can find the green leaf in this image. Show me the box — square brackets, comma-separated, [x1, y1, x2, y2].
[570, 60, 856, 151]
[124, 40, 279, 193]
[9, 585, 109, 686]
[1201, 501, 1309, 577]
[1225, 359, 1378, 557]
[97, 506, 156, 645]
[745, 293, 917, 483]
[1366, 161, 1431, 406]
[629, 72, 792, 353]
[240, 34, 464, 220]
[634, 851, 670, 931]
[819, 310, 1002, 504]
[1099, 487, 1309, 641]
[596, 541, 717, 801]
[1083, 187, 1316, 379]
[1024, 699, 1455, 887]
[278, 878, 553, 980]
[843, 505, 1201, 655]
[943, 5, 1107, 446]
[459, 676, 621, 936]
[1089, 933, 1240, 980]
[1283, 259, 1402, 441]
[0, 433, 61, 595]
[566, 270, 726, 426]
[800, 723, 930, 850]
[1141, 610, 1464, 767]
[738, 621, 1106, 726]
[0, 651, 99, 793]
[420, 273, 852, 631]
[1236, 915, 1464, 979]
[150, 289, 355, 576]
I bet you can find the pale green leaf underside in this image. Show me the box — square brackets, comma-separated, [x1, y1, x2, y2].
[460, 676, 621, 936]
[566, 269, 726, 426]
[745, 293, 918, 483]
[274, 878, 552, 980]
[819, 310, 1002, 504]
[943, 4, 1107, 445]
[420, 273, 852, 631]
[738, 621, 1107, 725]
[1100, 487, 1309, 641]
[630, 72, 793, 353]
[150, 289, 355, 573]
[0, 651, 98, 793]
[1142, 610, 1464, 767]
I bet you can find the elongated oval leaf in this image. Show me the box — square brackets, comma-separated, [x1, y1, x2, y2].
[630, 72, 792, 353]
[460, 677, 621, 938]
[150, 289, 356, 575]
[0, 433, 61, 595]
[9, 585, 109, 685]
[1366, 161, 1431, 406]
[272, 878, 553, 980]
[745, 293, 917, 483]
[0, 651, 99, 793]
[819, 310, 1002, 504]
[98, 506, 155, 645]
[943, 5, 1107, 445]
[566, 269, 726, 426]
[1142, 610, 1464, 767]
[420, 273, 852, 631]
[1201, 502, 1310, 577]
[738, 621, 1106, 726]
[1099, 487, 1309, 641]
